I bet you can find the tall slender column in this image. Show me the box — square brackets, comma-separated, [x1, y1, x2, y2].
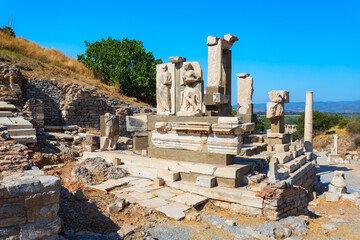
[304, 91, 313, 152]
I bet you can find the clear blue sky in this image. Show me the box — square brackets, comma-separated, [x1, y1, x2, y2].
[1, 0, 360, 105]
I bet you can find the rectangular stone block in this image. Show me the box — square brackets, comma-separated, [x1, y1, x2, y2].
[26, 203, 59, 223]
[196, 176, 216, 188]
[0, 203, 24, 219]
[133, 135, 148, 151]
[274, 144, 290, 152]
[25, 190, 60, 208]
[126, 115, 148, 132]
[20, 217, 61, 240]
[147, 147, 234, 165]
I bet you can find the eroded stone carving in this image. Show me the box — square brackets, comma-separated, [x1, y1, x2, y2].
[100, 113, 119, 151]
[178, 62, 203, 116]
[266, 91, 289, 119]
[157, 65, 172, 115]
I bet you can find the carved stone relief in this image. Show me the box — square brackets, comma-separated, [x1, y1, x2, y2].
[156, 63, 175, 115]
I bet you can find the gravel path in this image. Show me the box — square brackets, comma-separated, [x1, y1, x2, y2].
[316, 151, 360, 193]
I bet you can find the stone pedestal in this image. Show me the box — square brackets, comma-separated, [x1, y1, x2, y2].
[205, 34, 238, 116]
[304, 91, 313, 152]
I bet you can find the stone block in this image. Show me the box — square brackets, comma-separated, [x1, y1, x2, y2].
[0, 226, 19, 238]
[214, 165, 250, 179]
[328, 184, 346, 195]
[0, 184, 9, 198]
[157, 169, 180, 182]
[138, 197, 168, 209]
[0, 203, 24, 219]
[216, 177, 242, 188]
[189, 163, 216, 175]
[148, 147, 234, 165]
[20, 217, 61, 240]
[195, 176, 216, 188]
[142, 149, 147, 156]
[153, 178, 165, 186]
[126, 115, 148, 132]
[4, 178, 41, 196]
[25, 190, 60, 208]
[274, 144, 290, 152]
[36, 176, 61, 191]
[113, 158, 122, 166]
[155, 202, 190, 220]
[324, 192, 340, 202]
[0, 216, 26, 228]
[133, 135, 148, 151]
[170, 193, 208, 207]
[26, 203, 59, 223]
[273, 152, 292, 164]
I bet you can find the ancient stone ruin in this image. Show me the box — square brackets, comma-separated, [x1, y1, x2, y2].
[0, 33, 322, 239]
[120, 34, 318, 220]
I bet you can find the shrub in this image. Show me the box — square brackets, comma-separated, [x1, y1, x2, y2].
[78, 37, 162, 103]
[338, 119, 350, 129]
[347, 120, 360, 135]
[0, 26, 15, 37]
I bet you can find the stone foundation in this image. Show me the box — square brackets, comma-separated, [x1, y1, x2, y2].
[258, 185, 309, 220]
[0, 171, 61, 239]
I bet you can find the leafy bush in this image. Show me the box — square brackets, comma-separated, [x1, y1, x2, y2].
[338, 119, 350, 129]
[78, 37, 162, 102]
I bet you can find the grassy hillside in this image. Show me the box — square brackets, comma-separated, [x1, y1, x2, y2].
[0, 31, 149, 107]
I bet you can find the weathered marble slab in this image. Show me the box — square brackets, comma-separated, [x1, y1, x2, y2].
[207, 134, 241, 155]
[151, 132, 206, 151]
[171, 122, 211, 134]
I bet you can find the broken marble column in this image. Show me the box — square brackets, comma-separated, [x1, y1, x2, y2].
[205, 34, 238, 116]
[328, 171, 347, 195]
[100, 113, 119, 151]
[268, 158, 280, 184]
[236, 73, 254, 123]
[304, 91, 313, 152]
[333, 134, 338, 154]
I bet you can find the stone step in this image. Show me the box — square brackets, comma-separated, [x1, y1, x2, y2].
[0, 117, 34, 129]
[281, 155, 307, 173]
[123, 165, 180, 182]
[240, 143, 267, 156]
[166, 181, 264, 209]
[0, 102, 16, 111]
[8, 128, 36, 136]
[10, 135, 37, 144]
[0, 111, 12, 117]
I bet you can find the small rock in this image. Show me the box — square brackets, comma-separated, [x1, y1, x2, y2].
[71, 189, 84, 201]
[322, 223, 337, 231]
[225, 220, 236, 226]
[320, 229, 329, 235]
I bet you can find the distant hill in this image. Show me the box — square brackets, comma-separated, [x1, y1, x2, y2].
[251, 100, 360, 113]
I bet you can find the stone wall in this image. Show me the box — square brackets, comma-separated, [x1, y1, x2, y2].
[0, 171, 61, 239]
[257, 185, 309, 220]
[23, 79, 147, 130]
[0, 141, 31, 172]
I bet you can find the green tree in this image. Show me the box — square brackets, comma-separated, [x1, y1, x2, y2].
[292, 111, 342, 140]
[78, 37, 162, 102]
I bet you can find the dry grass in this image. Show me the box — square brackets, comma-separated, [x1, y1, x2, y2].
[0, 32, 149, 107]
[0, 31, 93, 77]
